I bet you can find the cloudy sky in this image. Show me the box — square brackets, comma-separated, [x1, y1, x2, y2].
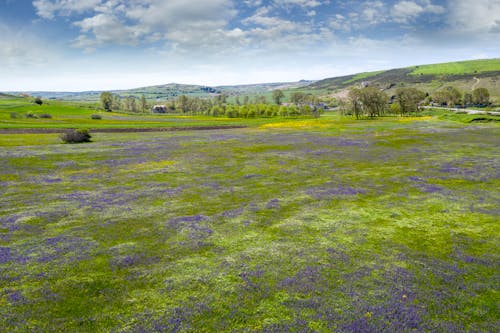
[1, 0, 499, 91]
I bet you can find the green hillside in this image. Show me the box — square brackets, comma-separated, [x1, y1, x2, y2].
[13, 81, 314, 103]
[409, 59, 500, 75]
[309, 58, 500, 101]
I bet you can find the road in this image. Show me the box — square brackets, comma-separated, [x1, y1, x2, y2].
[421, 106, 500, 116]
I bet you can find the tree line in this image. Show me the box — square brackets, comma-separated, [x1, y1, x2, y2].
[100, 85, 491, 119]
[99, 89, 326, 118]
[341, 86, 491, 119]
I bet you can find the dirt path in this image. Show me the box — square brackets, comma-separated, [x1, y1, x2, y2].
[0, 125, 247, 134]
[471, 77, 481, 90]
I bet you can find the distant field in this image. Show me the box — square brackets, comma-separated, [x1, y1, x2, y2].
[0, 97, 302, 130]
[410, 58, 500, 76]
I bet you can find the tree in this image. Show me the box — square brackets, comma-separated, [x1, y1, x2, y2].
[348, 88, 363, 119]
[348, 87, 388, 119]
[177, 95, 189, 113]
[359, 87, 388, 118]
[215, 93, 227, 106]
[463, 93, 473, 106]
[396, 88, 426, 116]
[272, 89, 285, 105]
[112, 95, 121, 111]
[279, 106, 289, 117]
[432, 86, 462, 107]
[123, 97, 132, 112]
[100, 92, 113, 111]
[472, 88, 490, 105]
[140, 94, 148, 113]
[130, 98, 137, 113]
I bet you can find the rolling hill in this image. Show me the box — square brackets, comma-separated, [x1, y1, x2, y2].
[11, 81, 315, 102]
[308, 59, 500, 101]
[4, 59, 499, 103]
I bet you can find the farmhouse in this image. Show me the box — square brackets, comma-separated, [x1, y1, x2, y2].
[151, 105, 166, 113]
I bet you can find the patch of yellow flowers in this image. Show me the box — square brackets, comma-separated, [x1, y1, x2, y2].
[260, 119, 332, 129]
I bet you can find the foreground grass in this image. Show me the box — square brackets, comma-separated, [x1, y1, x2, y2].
[1, 118, 499, 332]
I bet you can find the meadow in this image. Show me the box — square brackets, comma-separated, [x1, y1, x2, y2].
[0, 97, 252, 130]
[409, 59, 500, 76]
[0, 96, 327, 131]
[1, 115, 499, 332]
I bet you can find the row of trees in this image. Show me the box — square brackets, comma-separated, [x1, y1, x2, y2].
[100, 92, 148, 113]
[100, 85, 491, 119]
[432, 87, 490, 106]
[100, 90, 325, 118]
[344, 87, 426, 119]
[208, 103, 320, 118]
[342, 86, 492, 119]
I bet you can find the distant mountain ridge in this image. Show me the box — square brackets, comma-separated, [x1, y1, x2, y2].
[9, 81, 315, 102]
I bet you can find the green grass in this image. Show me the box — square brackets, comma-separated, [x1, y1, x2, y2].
[1, 116, 499, 332]
[409, 58, 500, 76]
[0, 97, 314, 129]
[343, 70, 385, 84]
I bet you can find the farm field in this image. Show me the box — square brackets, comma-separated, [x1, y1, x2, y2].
[0, 97, 280, 130]
[1, 117, 499, 332]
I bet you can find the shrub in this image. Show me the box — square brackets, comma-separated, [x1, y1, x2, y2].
[91, 114, 102, 120]
[25, 112, 38, 119]
[39, 113, 52, 119]
[60, 129, 92, 143]
[10, 112, 21, 119]
[34, 97, 43, 105]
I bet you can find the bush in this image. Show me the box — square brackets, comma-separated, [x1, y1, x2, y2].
[60, 129, 92, 143]
[34, 97, 43, 105]
[25, 112, 38, 119]
[10, 112, 21, 119]
[39, 113, 52, 119]
[91, 114, 102, 120]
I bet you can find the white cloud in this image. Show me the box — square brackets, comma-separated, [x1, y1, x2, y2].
[0, 24, 56, 68]
[272, 0, 323, 7]
[447, 0, 500, 34]
[392, 0, 445, 23]
[33, 0, 101, 19]
[241, 5, 329, 50]
[34, 0, 240, 51]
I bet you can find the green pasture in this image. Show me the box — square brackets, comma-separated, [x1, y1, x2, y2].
[0, 97, 301, 129]
[343, 70, 385, 84]
[410, 58, 500, 76]
[1, 116, 499, 332]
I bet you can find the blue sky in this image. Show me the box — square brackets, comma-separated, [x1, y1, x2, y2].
[1, 0, 499, 91]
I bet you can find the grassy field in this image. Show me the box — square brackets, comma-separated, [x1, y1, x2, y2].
[0, 96, 301, 130]
[343, 71, 385, 84]
[1, 116, 498, 332]
[409, 59, 500, 76]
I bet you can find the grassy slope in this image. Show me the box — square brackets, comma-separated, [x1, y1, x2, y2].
[409, 58, 500, 75]
[0, 117, 498, 332]
[310, 58, 500, 101]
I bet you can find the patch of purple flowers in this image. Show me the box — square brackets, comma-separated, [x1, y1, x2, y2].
[306, 184, 365, 199]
